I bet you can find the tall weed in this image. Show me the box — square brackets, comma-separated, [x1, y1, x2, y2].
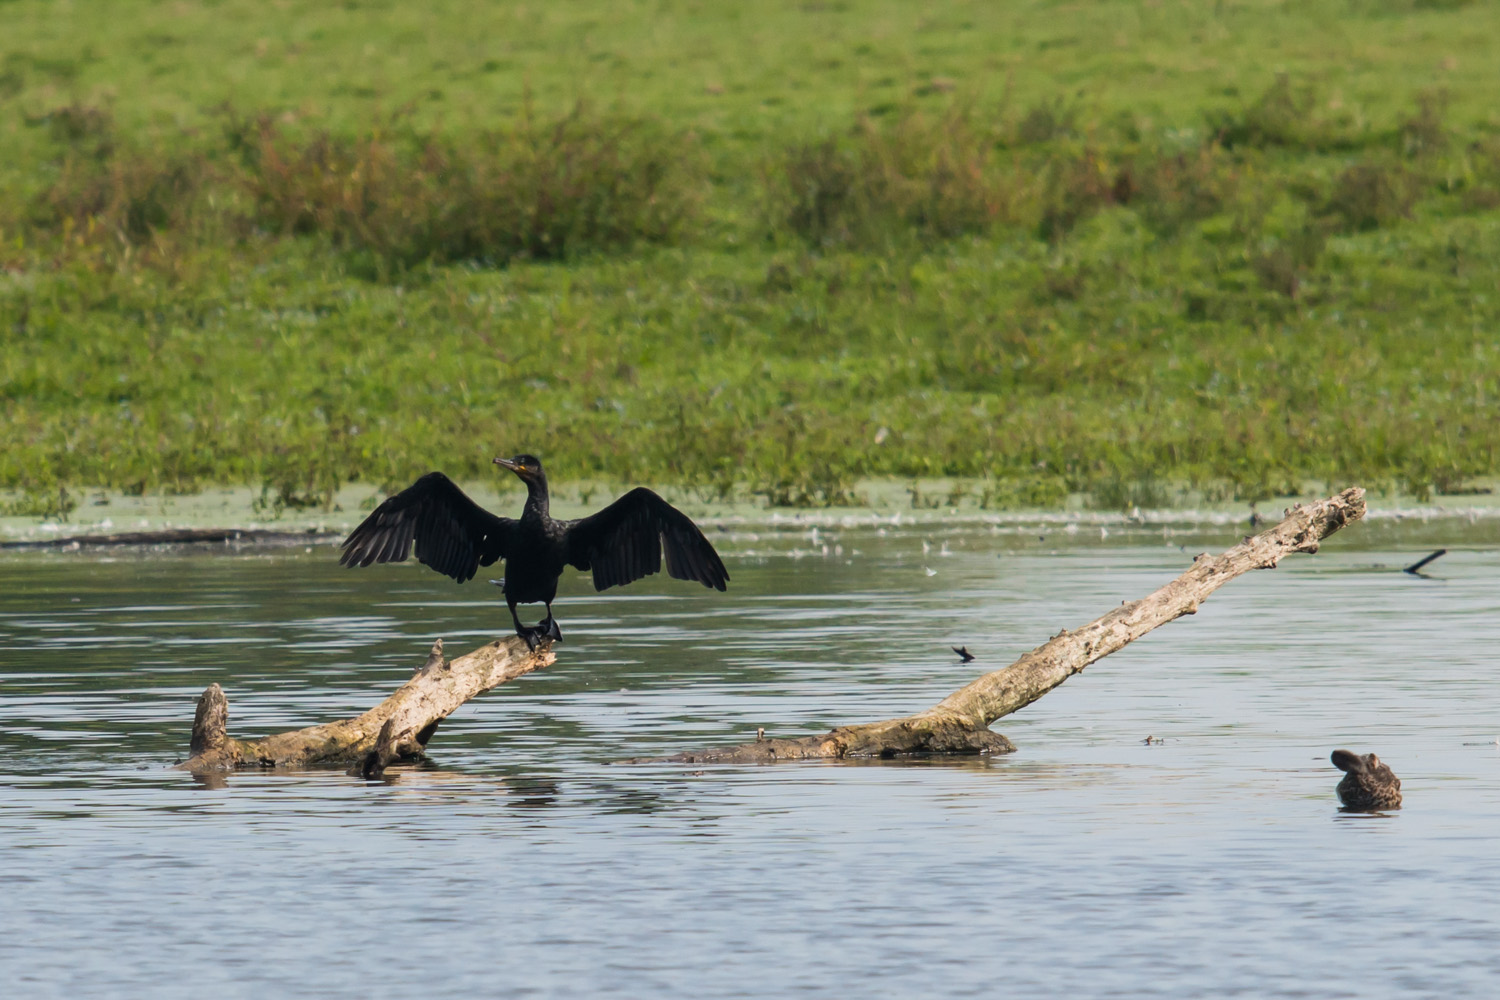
[769, 109, 1019, 245]
[9, 103, 700, 273]
[244, 106, 699, 270]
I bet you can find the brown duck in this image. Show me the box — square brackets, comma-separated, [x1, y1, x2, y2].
[1331, 749, 1402, 811]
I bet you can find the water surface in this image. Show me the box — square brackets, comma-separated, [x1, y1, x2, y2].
[2, 518, 1498, 997]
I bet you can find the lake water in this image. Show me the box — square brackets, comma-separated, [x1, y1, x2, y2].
[2, 511, 1498, 997]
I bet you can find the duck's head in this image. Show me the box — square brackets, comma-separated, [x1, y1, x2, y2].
[1332, 749, 1396, 780]
[1331, 749, 1372, 775]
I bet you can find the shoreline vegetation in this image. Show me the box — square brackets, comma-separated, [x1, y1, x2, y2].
[2, 479, 1496, 546]
[2, 1, 1498, 516]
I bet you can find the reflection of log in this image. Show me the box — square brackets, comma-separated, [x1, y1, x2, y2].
[177, 637, 554, 772]
[638, 487, 1366, 764]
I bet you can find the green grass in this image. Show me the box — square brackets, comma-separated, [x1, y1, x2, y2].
[1, 0, 1498, 510]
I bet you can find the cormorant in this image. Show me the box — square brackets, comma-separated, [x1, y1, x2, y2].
[339, 455, 729, 648]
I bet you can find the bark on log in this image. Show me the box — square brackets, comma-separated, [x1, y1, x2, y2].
[635, 487, 1366, 764]
[176, 637, 555, 772]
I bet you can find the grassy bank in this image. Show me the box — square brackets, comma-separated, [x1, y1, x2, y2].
[2, 0, 1498, 514]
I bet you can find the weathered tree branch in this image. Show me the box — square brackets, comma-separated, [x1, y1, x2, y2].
[177, 637, 555, 772]
[636, 487, 1366, 764]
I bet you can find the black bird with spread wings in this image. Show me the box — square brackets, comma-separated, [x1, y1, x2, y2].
[340, 455, 729, 648]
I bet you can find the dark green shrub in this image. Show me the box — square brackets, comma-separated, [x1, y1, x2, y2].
[776, 138, 860, 244]
[1323, 161, 1416, 231]
[1208, 75, 1319, 149]
[1131, 146, 1241, 236]
[770, 109, 1017, 246]
[1399, 90, 1449, 158]
[32, 151, 208, 245]
[1250, 220, 1328, 298]
[1207, 76, 1366, 152]
[1037, 149, 1128, 240]
[1, 486, 77, 521]
[246, 106, 699, 269]
[1014, 99, 1077, 145]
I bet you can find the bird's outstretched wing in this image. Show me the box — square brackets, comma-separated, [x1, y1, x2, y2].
[563, 488, 728, 592]
[339, 472, 515, 583]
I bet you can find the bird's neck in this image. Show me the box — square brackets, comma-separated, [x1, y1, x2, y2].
[522, 478, 550, 520]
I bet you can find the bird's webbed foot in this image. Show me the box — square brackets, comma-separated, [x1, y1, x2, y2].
[515, 620, 561, 651]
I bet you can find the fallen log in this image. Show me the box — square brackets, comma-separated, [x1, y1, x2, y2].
[177, 636, 554, 772]
[174, 487, 1364, 772]
[631, 486, 1366, 763]
[2, 527, 340, 550]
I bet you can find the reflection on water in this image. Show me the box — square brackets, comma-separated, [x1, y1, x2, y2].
[1, 519, 1499, 997]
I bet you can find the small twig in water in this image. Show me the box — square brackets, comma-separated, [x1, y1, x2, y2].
[1403, 549, 1447, 575]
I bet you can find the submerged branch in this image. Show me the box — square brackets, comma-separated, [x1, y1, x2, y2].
[634, 487, 1366, 764]
[177, 636, 554, 772]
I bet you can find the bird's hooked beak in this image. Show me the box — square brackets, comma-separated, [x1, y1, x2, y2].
[494, 456, 529, 479]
